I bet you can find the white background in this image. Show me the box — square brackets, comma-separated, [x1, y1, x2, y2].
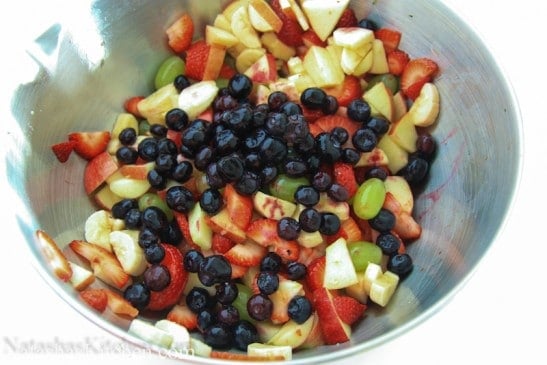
[1, 1, 546, 364]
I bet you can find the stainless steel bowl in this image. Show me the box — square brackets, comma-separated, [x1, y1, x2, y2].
[6, 0, 522, 363]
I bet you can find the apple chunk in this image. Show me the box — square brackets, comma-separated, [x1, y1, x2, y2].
[363, 81, 395, 122]
[84, 151, 119, 195]
[303, 46, 345, 88]
[388, 114, 418, 153]
[302, 0, 351, 41]
[324, 238, 358, 289]
[244, 53, 278, 83]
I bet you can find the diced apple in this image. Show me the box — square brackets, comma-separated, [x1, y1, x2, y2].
[267, 313, 314, 348]
[261, 32, 296, 61]
[178, 80, 219, 120]
[205, 25, 239, 48]
[363, 262, 383, 294]
[84, 151, 119, 195]
[207, 208, 247, 243]
[249, 0, 283, 33]
[352, 49, 374, 76]
[324, 238, 359, 289]
[369, 39, 390, 74]
[355, 148, 389, 167]
[231, 6, 262, 49]
[282, 0, 309, 31]
[202, 45, 227, 81]
[236, 48, 266, 73]
[188, 204, 213, 250]
[128, 319, 173, 349]
[268, 79, 300, 101]
[389, 114, 418, 153]
[287, 73, 316, 93]
[93, 184, 123, 210]
[253, 191, 297, 220]
[340, 47, 364, 75]
[407, 82, 440, 127]
[137, 83, 179, 124]
[244, 53, 278, 83]
[393, 91, 408, 122]
[384, 176, 414, 214]
[377, 135, 409, 174]
[363, 81, 395, 122]
[255, 321, 282, 343]
[252, 84, 271, 105]
[269, 279, 304, 324]
[369, 270, 400, 307]
[332, 27, 374, 50]
[213, 14, 232, 32]
[297, 230, 324, 248]
[287, 57, 304, 75]
[298, 311, 324, 349]
[345, 271, 368, 304]
[189, 338, 212, 357]
[119, 161, 155, 180]
[247, 343, 292, 360]
[154, 319, 191, 351]
[301, 0, 350, 41]
[106, 171, 151, 199]
[222, 0, 249, 20]
[303, 46, 345, 88]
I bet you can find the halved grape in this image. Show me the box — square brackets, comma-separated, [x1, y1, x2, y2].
[269, 174, 309, 202]
[366, 73, 399, 94]
[232, 283, 254, 323]
[154, 56, 186, 90]
[347, 241, 382, 271]
[353, 178, 386, 220]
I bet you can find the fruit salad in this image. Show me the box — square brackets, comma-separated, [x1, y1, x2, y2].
[44, 0, 440, 360]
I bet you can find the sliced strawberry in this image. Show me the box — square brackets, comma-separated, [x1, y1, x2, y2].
[173, 212, 200, 250]
[207, 209, 247, 243]
[308, 122, 325, 137]
[224, 184, 253, 230]
[297, 245, 326, 266]
[351, 210, 374, 242]
[147, 244, 188, 311]
[219, 63, 237, 79]
[68, 131, 111, 160]
[336, 8, 358, 28]
[167, 304, 198, 330]
[270, 0, 304, 47]
[302, 105, 324, 123]
[166, 129, 182, 150]
[166, 13, 194, 53]
[323, 75, 362, 107]
[333, 295, 366, 325]
[273, 239, 300, 263]
[301, 30, 326, 47]
[80, 288, 108, 312]
[312, 115, 361, 137]
[185, 40, 210, 81]
[374, 28, 402, 53]
[103, 288, 139, 318]
[212, 233, 235, 254]
[69, 240, 130, 289]
[339, 216, 362, 242]
[124, 96, 145, 118]
[387, 50, 410, 76]
[313, 288, 351, 344]
[51, 140, 76, 163]
[224, 240, 267, 267]
[333, 162, 359, 198]
[306, 256, 326, 292]
[35, 230, 73, 282]
[400, 57, 439, 100]
[230, 263, 249, 280]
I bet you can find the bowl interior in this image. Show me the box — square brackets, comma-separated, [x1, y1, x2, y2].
[7, 0, 521, 362]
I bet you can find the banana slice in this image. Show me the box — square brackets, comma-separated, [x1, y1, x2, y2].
[407, 83, 440, 127]
[231, 6, 262, 49]
[236, 48, 266, 73]
[128, 319, 174, 349]
[178, 81, 219, 120]
[109, 230, 147, 276]
[155, 320, 191, 351]
[84, 210, 114, 252]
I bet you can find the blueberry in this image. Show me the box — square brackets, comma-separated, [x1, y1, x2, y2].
[137, 137, 159, 161]
[147, 169, 168, 190]
[316, 133, 341, 163]
[376, 232, 401, 256]
[199, 188, 223, 215]
[173, 75, 191, 92]
[149, 123, 168, 138]
[144, 244, 165, 264]
[193, 146, 216, 171]
[366, 116, 390, 136]
[331, 127, 349, 145]
[294, 186, 320, 207]
[171, 161, 193, 183]
[217, 155, 244, 182]
[165, 185, 195, 213]
[287, 295, 313, 324]
[198, 255, 232, 286]
[165, 108, 189, 131]
[215, 281, 239, 305]
[280, 101, 303, 116]
[347, 99, 371, 122]
[234, 170, 261, 196]
[300, 87, 327, 109]
[257, 271, 279, 295]
[124, 208, 142, 229]
[116, 146, 138, 164]
[141, 206, 168, 232]
[214, 129, 239, 157]
[320, 212, 341, 235]
[265, 112, 288, 137]
[299, 208, 321, 233]
[284, 159, 308, 177]
[186, 287, 214, 313]
[203, 323, 233, 349]
[112, 199, 138, 219]
[388, 253, 414, 279]
[138, 227, 159, 248]
[368, 208, 396, 232]
[123, 282, 150, 310]
[268, 91, 289, 111]
[247, 294, 273, 321]
[327, 183, 349, 202]
[217, 305, 240, 326]
[252, 104, 270, 127]
[277, 217, 301, 241]
[143, 264, 171, 291]
[197, 308, 216, 333]
[323, 95, 339, 115]
[286, 261, 307, 280]
[365, 166, 388, 181]
[228, 74, 253, 99]
[358, 18, 378, 31]
[398, 157, 429, 185]
[184, 250, 204, 273]
[155, 153, 177, 174]
[260, 252, 283, 273]
[233, 321, 259, 351]
[160, 220, 183, 246]
[259, 137, 288, 165]
[341, 148, 361, 165]
[312, 171, 333, 192]
[119, 127, 137, 145]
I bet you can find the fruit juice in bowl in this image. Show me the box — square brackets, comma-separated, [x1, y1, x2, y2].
[13, 0, 522, 362]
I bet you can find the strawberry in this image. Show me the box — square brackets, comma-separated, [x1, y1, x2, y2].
[333, 295, 366, 325]
[339, 216, 363, 242]
[273, 239, 300, 263]
[387, 50, 410, 76]
[167, 304, 198, 330]
[270, 0, 304, 47]
[306, 256, 326, 292]
[147, 244, 188, 311]
[224, 240, 267, 267]
[224, 184, 253, 230]
[80, 288, 108, 312]
[312, 115, 361, 137]
[185, 40, 210, 81]
[308, 122, 325, 137]
[374, 28, 402, 53]
[51, 140, 76, 163]
[301, 30, 326, 47]
[212, 233, 235, 254]
[123, 96, 145, 118]
[230, 263, 249, 280]
[219, 63, 237, 79]
[302, 105, 324, 123]
[333, 162, 358, 198]
[246, 218, 299, 258]
[400, 57, 439, 100]
[69, 240, 131, 289]
[323, 75, 362, 107]
[103, 288, 139, 318]
[313, 288, 351, 344]
[173, 212, 200, 250]
[166, 13, 194, 53]
[68, 131, 111, 160]
[336, 8, 358, 28]
[35, 230, 73, 282]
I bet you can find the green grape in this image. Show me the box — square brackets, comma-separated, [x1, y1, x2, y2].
[215, 78, 229, 89]
[353, 178, 386, 220]
[366, 73, 399, 94]
[139, 120, 150, 135]
[154, 56, 186, 90]
[138, 193, 173, 221]
[269, 174, 310, 202]
[233, 283, 254, 323]
[347, 241, 382, 271]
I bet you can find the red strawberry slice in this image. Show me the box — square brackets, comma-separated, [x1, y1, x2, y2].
[306, 256, 325, 292]
[272, 239, 300, 263]
[219, 63, 237, 79]
[313, 288, 351, 344]
[301, 30, 326, 47]
[147, 244, 188, 311]
[230, 263, 249, 280]
[185, 40, 211, 81]
[333, 162, 358, 198]
[312, 115, 360, 138]
[212, 233, 235, 254]
[35, 230, 73, 282]
[124, 96, 145, 118]
[339, 216, 363, 242]
[333, 295, 366, 325]
[167, 304, 198, 330]
[400, 57, 439, 100]
[173, 212, 201, 250]
[387, 50, 410, 76]
[323, 75, 362, 107]
[270, 0, 304, 47]
[68, 131, 111, 160]
[302, 105, 324, 123]
[166, 13, 194, 53]
[104, 288, 139, 318]
[224, 240, 267, 267]
[336, 8, 358, 28]
[51, 140, 76, 163]
[374, 28, 402, 53]
[224, 184, 253, 230]
[80, 288, 108, 312]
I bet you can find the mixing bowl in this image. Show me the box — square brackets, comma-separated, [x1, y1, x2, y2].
[6, 0, 522, 362]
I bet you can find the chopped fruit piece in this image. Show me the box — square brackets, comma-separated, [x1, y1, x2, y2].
[261, 32, 296, 61]
[387, 50, 410, 76]
[374, 28, 402, 53]
[155, 319, 191, 351]
[147, 244, 188, 311]
[231, 5, 262, 48]
[231, 263, 249, 279]
[333, 162, 358, 199]
[207, 208, 247, 243]
[406, 82, 440, 127]
[306, 256, 326, 292]
[137, 83, 179, 124]
[249, 0, 284, 33]
[51, 140, 75, 163]
[68, 131, 111, 160]
[333, 295, 366, 325]
[123, 96, 145, 118]
[167, 304, 198, 331]
[128, 319, 173, 349]
[166, 13, 194, 53]
[219, 63, 237, 79]
[267, 314, 315, 348]
[273, 239, 301, 262]
[270, 0, 304, 47]
[383, 193, 422, 240]
[312, 115, 360, 137]
[400, 57, 439, 100]
[185, 40, 211, 81]
[324, 238, 359, 289]
[211, 351, 285, 361]
[109, 230, 147, 276]
[68, 261, 95, 290]
[369, 270, 399, 307]
[224, 184, 253, 230]
[332, 27, 374, 50]
[104, 288, 139, 318]
[253, 191, 297, 221]
[246, 218, 293, 248]
[244, 53, 278, 83]
[212, 233, 235, 254]
[301, 30, 326, 47]
[80, 288, 108, 312]
[339, 216, 362, 242]
[224, 240, 267, 267]
[323, 75, 362, 107]
[363, 81, 395, 122]
[313, 288, 351, 344]
[389, 114, 418, 153]
[188, 204, 214, 249]
[369, 39, 389, 74]
[205, 25, 239, 48]
[173, 211, 199, 249]
[269, 279, 304, 324]
[301, 0, 350, 41]
[247, 343, 292, 360]
[303, 46, 345, 87]
[336, 8, 358, 28]
[35, 230, 72, 282]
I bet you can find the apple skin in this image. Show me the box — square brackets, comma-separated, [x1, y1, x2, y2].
[244, 53, 278, 83]
[84, 151, 119, 195]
